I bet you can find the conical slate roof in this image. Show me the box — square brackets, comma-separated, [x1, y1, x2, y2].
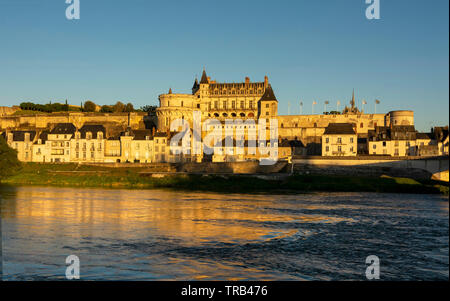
[200, 69, 208, 84]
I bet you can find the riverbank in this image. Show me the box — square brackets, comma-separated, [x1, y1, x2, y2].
[0, 163, 448, 195]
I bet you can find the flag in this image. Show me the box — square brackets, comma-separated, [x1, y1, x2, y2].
[362, 100, 367, 105]
[325, 101, 329, 105]
[313, 101, 317, 105]
[300, 102, 303, 106]
[375, 99, 380, 104]
[337, 100, 341, 105]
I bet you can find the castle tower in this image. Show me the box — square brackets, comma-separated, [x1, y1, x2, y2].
[258, 84, 278, 119]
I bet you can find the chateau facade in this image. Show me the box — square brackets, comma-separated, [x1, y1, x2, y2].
[1, 70, 448, 163]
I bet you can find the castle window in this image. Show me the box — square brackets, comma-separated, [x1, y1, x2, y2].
[240, 101, 245, 109]
[249, 101, 254, 109]
[326, 138, 329, 144]
[197, 104, 200, 109]
[360, 123, 364, 128]
[281, 123, 284, 128]
[266, 104, 269, 108]
[232, 101, 236, 109]
[223, 101, 227, 109]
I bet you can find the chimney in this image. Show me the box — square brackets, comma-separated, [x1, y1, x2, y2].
[264, 75, 269, 87]
[207, 76, 211, 83]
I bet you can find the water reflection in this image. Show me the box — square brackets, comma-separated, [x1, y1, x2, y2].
[0, 185, 448, 280]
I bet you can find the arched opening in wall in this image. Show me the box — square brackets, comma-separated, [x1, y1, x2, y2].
[281, 123, 284, 128]
[223, 113, 228, 117]
[231, 113, 237, 117]
[240, 113, 245, 117]
[248, 112, 254, 118]
[214, 113, 219, 117]
[208, 113, 211, 117]
[314, 123, 317, 128]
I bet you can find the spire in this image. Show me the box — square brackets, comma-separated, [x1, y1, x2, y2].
[200, 69, 209, 84]
[260, 84, 278, 102]
[351, 89, 355, 108]
[192, 78, 199, 89]
[168, 88, 172, 94]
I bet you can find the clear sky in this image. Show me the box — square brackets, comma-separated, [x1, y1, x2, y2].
[0, 0, 448, 131]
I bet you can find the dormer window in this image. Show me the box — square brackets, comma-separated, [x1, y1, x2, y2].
[98, 132, 103, 140]
[87, 132, 92, 140]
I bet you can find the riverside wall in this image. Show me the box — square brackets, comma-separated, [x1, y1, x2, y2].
[292, 156, 449, 181]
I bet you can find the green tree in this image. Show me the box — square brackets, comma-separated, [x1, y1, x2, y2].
[83, 100, 97, 112]
[113, 101, 125, 113]
[125, 103, 134, 112]
[100, 105, 114, 113]
[140, 105, 157, 114]
[0, 135, 21, 180]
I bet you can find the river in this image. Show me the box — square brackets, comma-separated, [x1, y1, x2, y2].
[0, 186, 448, 280]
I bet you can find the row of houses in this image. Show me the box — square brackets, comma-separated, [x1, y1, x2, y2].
[2, 122, 448, 164]
[321, 123, 449, 157]
[1, 123, 300, 164]
[1, 123, 170, 163]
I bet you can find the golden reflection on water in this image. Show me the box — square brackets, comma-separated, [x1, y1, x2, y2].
[0, 186, 352, 244]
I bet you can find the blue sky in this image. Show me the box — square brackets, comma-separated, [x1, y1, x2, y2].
[0, 0, 448, 131]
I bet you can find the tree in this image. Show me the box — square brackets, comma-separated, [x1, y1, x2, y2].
[0, 135, 21, 179]
[125, 103, 134, 112]
[100, 105, 114, 113]
[83, 100, 97, 112]
[140, 105, 157, 114]
[113, 101, 125, 113]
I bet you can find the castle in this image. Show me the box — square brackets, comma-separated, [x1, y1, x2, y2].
[1, 70, 448, 163]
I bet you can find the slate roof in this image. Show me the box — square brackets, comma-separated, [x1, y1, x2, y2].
[50, 123, 76, 135]
[200, 69, 209, 84]
[78, 124, 106, 139]
[1, 130, 37, 142]
[259, 84, 277, 102]
[416, 132, 434, 140]
[324, 123, 356, 135]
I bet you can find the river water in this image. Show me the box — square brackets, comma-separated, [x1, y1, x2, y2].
[0, 186, 448, 280]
